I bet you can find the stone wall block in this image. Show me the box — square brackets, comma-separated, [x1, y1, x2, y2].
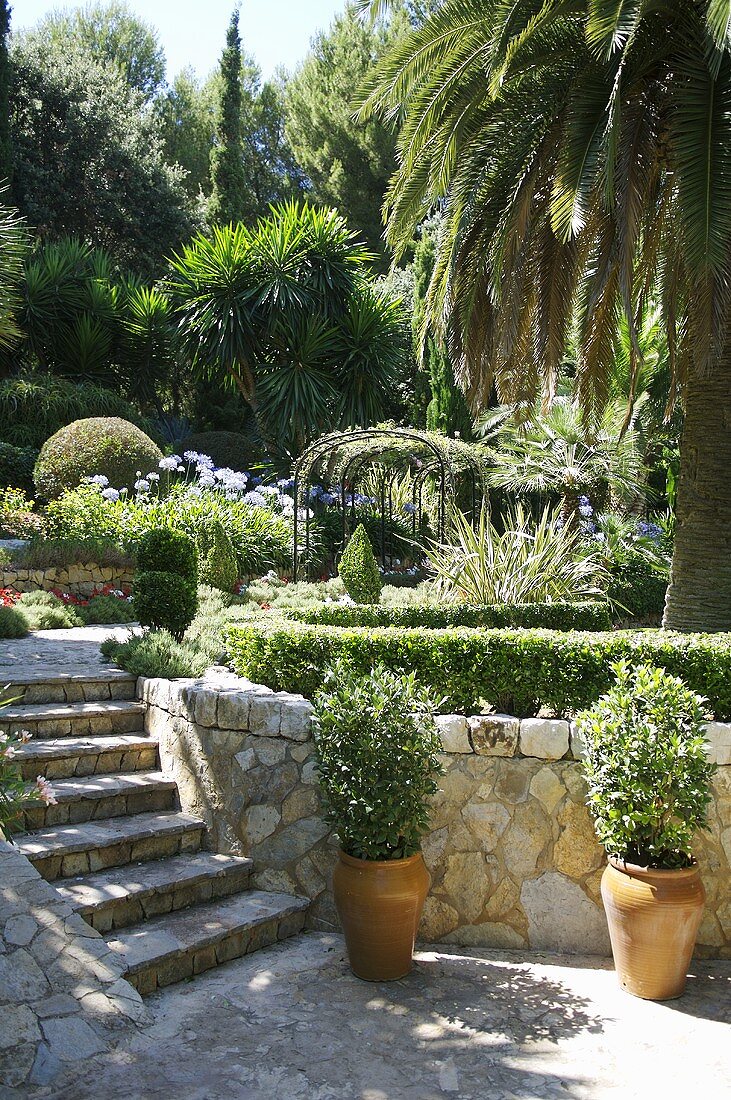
[278, 697, 314, 741]
[249, 696, 283, 737]
[705, 723, 731, 766]
[216, 690, 252, 731]
[519, 718, 570, 760]
[192, 688, 219, 728]
[435, 715, 472, 753]
[468, 714, 519, 756]
[569, 721, 587, 760]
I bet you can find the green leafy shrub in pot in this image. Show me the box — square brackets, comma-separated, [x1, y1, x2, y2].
[312, 662, 443, 860]
[196, 519, 238, 592]
[576, 662, 715, 869]
[0, 605, 29, 638]
[338, 524, 382, 604]
[34, 417, 163, 499]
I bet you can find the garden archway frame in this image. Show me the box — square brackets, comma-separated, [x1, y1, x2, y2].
[292, 427, 487, 581]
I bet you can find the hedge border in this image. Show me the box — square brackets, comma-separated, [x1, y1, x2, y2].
[284, 600, 613, 632]
[226, 621, 731, 719]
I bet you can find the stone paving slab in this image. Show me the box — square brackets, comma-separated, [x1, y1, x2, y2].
[0, 626, 137, 680]
[33, 932, 731, 1100]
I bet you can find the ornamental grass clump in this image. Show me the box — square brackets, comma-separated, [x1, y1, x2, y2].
[576, 662, 716, 869]
[338, 523, 382, 604]
[312, 662, 442, 860]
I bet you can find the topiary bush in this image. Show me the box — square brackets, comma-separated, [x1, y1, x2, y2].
[0, 605, 29, 638]
[338, 524, 382, 604]
[576, 662, 715, 868]
[196, 519, 238, 592]
[34, 417, 163, 500]
[133, 572, 198, 640]
[227, 620, 731, 719]
[0, 443, 37, 494]
[137, 527, 198, 577]
[287, 600, 613, 632]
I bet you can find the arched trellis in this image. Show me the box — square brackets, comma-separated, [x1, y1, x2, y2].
[292, 427, 488, 581]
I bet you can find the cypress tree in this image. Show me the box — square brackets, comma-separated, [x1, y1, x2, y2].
[209, 8, 246, 225]
[0, 0, 12, 189]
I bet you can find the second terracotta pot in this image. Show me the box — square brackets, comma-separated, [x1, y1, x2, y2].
[601, 857, 705, 1000]
[333, 850, 430, 981]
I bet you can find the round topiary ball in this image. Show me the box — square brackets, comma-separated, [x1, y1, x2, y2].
[34, 417, 163, 500]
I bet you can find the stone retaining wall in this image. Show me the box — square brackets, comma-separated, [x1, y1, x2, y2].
[140, 672, 731, 958]
[1, 563, 134, 597]
[0, 839, 147, 1090]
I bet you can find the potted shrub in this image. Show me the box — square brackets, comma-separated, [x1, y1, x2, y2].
[576, 661, 716, 1000]
[312, 661, 442, 980]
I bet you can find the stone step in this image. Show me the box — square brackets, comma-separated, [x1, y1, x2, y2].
[16, 733, 159, 781]
[105, 890, 309, 993]
[0, 699, 146, 739]
[56, 852, 254, 933]
[15, 811, 205, 881]
[21, 772, 177, 829]
[0, 670, 136, 706]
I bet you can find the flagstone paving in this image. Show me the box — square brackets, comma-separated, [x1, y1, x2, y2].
[34, 933, 731, 1100]
[0, 625, 136, 681]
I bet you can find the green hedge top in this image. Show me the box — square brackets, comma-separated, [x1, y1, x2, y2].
[285, 600, 613, 632]
[226, 620, 731, 719]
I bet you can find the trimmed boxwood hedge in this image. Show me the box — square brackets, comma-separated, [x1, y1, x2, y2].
[285, 600, 613, 632]
[226, 621, 731, 719]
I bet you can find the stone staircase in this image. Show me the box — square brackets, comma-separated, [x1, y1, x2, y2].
[2, 670, 308, 995]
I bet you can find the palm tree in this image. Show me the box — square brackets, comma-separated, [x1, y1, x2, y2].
[169, 201, 409, 461]
[359, 1, 731, 632]
[478, 400, 644, 525]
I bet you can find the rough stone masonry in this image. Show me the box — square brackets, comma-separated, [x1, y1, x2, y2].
[141, 670, 731, 958]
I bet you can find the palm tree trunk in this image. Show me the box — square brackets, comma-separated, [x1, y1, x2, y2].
[663, 359, 731, 631]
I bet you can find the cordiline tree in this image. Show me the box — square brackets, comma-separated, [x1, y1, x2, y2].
[168, 201, 409, 461]
[360, 0, 731, 632]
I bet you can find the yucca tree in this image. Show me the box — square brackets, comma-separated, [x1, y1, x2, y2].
[169, 201, 409, 459]
[360, 0, 731, 631]
[0, 195, 27, 358]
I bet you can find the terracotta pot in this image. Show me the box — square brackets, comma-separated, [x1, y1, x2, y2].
[601, 857, 705, 1000]
[333, 850, 430, 981]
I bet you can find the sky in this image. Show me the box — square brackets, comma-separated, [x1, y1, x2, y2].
[14, 0, 348, 80]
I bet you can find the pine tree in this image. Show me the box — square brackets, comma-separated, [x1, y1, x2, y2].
[412, 218, 472, 439]
[208, 8, 246, 225]
[0, 0, 12, 188]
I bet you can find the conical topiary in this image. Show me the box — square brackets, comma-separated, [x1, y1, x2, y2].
[196, 518, 238, 592]
[338, 523, 382, 604]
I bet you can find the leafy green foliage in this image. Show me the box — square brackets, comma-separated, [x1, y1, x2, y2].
[312, 661, 442, 860]
[16, 590, 82, 630]
[10, 35, 192, 275]
[133, 572, 197, 640]
[14, 537, 131, 570]
[78, 594, 136, 626]
[0, 605, 28, 638]
[181, 430, 265, 473]
[137, 527, 197, 579]
[196, 519, 238, 592]
[0, 373, 154, 451]
[339, 523, 382, 604]
[0, 487, 44, 540]
[425, 505, 609, 605]
[33, 417, 162, 500]
[287, 600, 612, 631]
[228, 620, 731, 719]
[577, 663, 716, 868]
[0, 442, 36, 494]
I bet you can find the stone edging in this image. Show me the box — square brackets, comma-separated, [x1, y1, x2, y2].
[1, 564, 134, 598]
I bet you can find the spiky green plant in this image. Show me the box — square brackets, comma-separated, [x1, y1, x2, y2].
[424, 504, 609, 605]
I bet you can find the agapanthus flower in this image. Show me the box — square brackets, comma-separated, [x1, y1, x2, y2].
[134, 479, 150, 493]
[147, 472, 160, 482]
[183, 450, 201, 464]
[243, 491, 267, 508]
[158, 455, 180, 471]
[88, 474, 109, 487]
[101, 487, 120, 502]
[402, 502, 417, 515]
